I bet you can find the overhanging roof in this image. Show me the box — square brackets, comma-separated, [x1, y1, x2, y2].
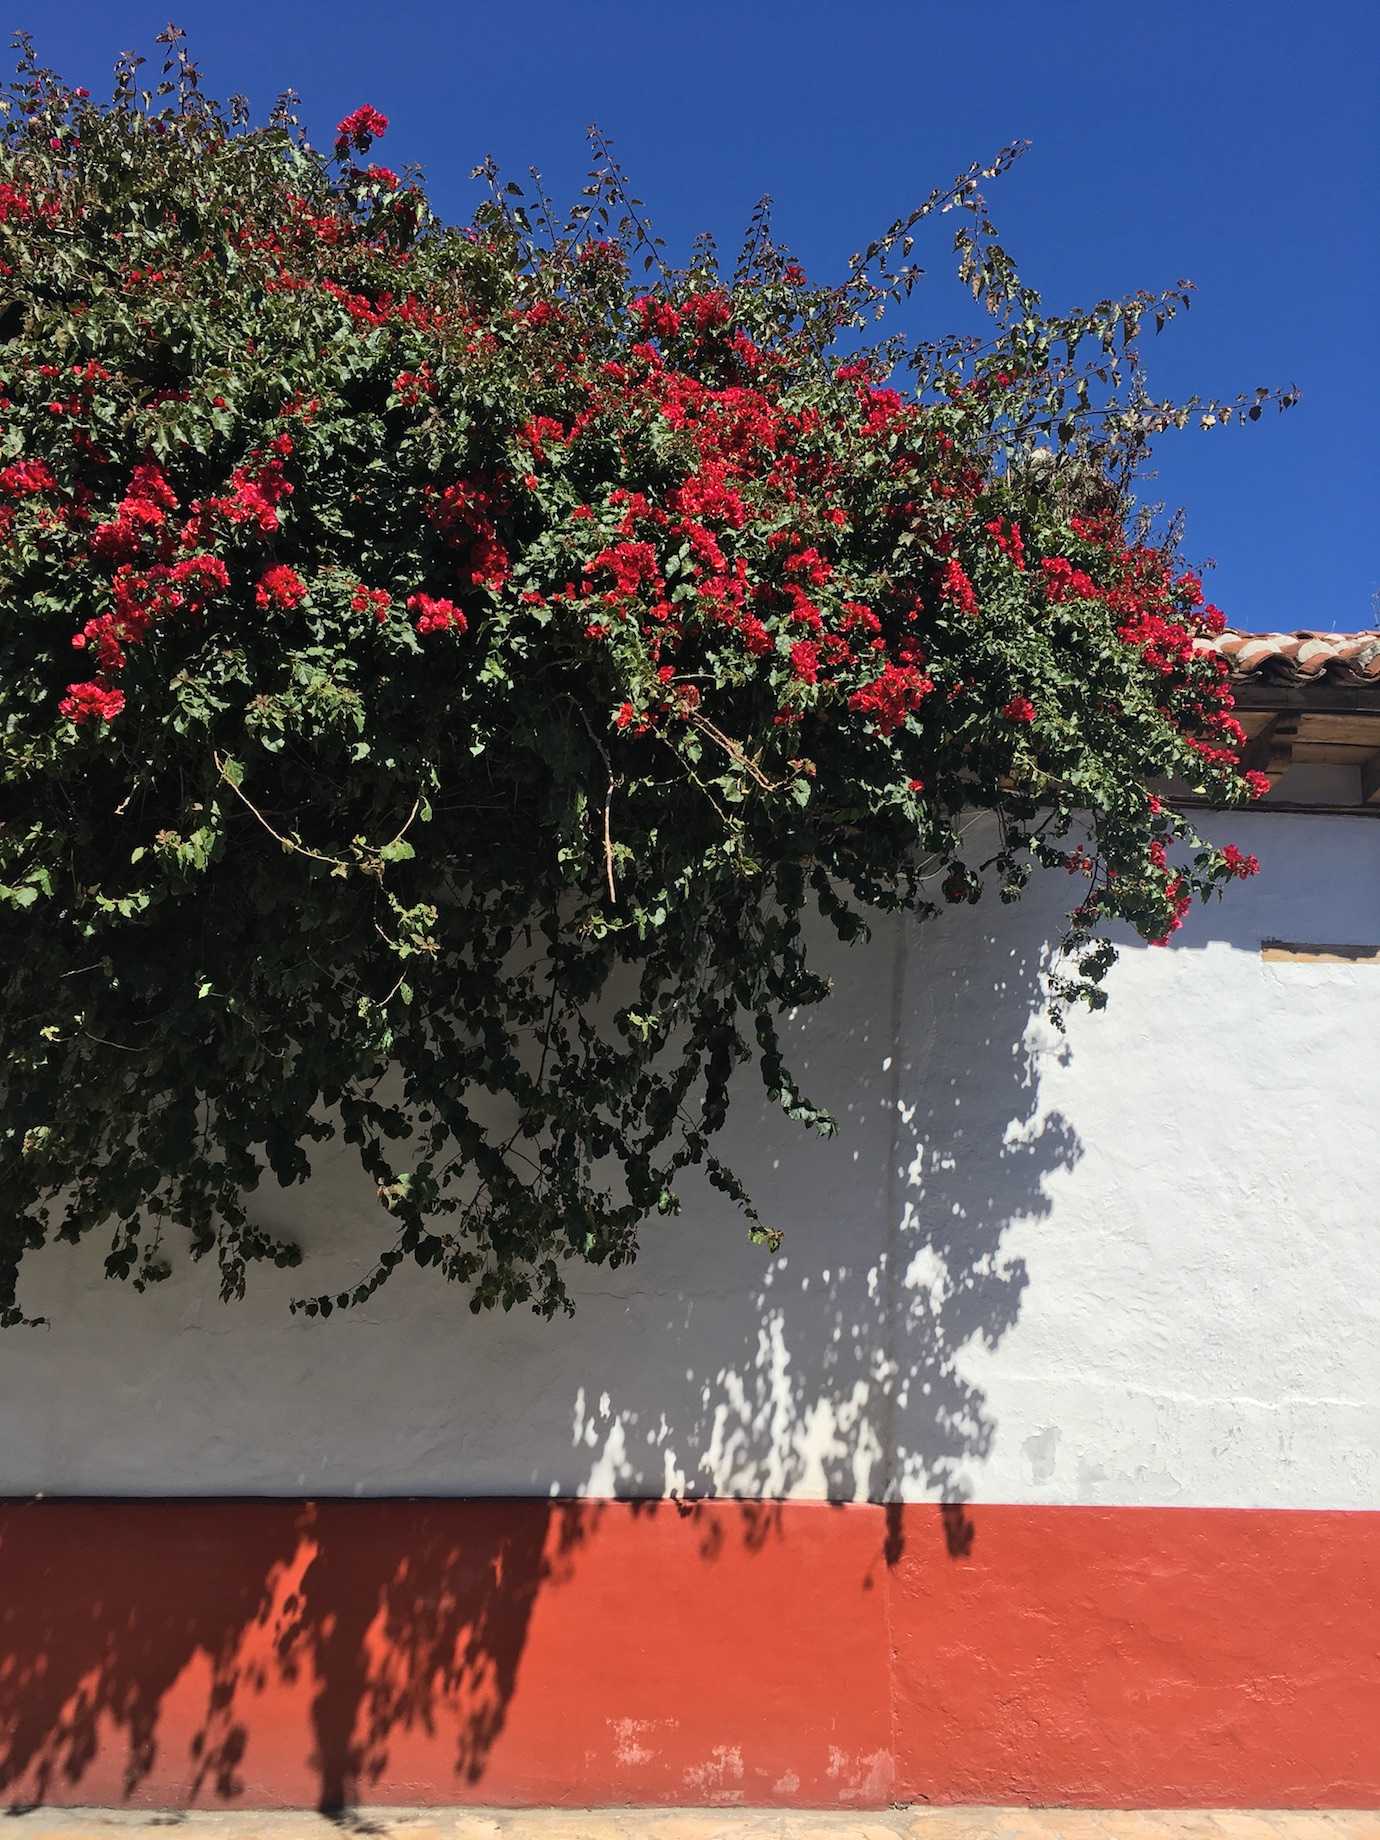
[1197, 630, 1380, 709]
[1194, 630, 1380, 807]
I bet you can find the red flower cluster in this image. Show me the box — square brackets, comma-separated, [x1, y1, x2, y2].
[73, 555, 230, 670]
[848, 662, 934, 736]
[614, 699, 653, 735]
[407, 592, 466, 635]
[59, 681, 125, 725]
[0, 458, 56, 495]
[393, 366, 435, 406]
[984, 517, 1026, 571]
[789, 639, 822, 685]
[335, 105, 388, 157]
[520, 415, 566, 464]
[1221, 844, 1260, 879]
[516, 299, 560, 330]
[255, 564, 307, 611]
[589, 540, 661, 598]
[1040, 556, 1099, 604]
[633, 295, 682, 342]
[681, 291, 732, 335]
[939, 557, 979, 616]
[183, 458, 293, 545]
[668, 461, 746, 529]
[1002, 696, 1036, 725]
[0, 181, 59, 226]
[90, 460, 178, 563]
[426, 479, 510, 590]
[352, 583, 393, 621]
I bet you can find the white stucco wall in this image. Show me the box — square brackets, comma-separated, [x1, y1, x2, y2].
[3, 810, 1378, 1508]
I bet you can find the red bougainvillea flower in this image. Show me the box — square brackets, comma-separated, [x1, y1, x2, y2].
[681, 290, 732, 334]
[255, 564, 307, 611]
[789, 640, 822, 685]
[1222, 844, 1261, 878]
[849, 663, 934, 736]
[984, 517, 1026, 571]
[351, 584, 393, 621]
[1002, 696, 1037, 724]
[0, 458, 56, 494]
[335, 105, 388, 157]
[632, 295, 682, 342]
[407, 592, 467, 635]
[1041, 556, 1099, 604]
[939, 557, 979, 616]
[59, 681, 125, 724]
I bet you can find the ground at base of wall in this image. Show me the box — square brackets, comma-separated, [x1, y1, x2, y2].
[4, 1811, 1377, 1840]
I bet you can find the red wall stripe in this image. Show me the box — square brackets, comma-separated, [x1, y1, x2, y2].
[0, 1499, 1375, 1810]
[894, 1504, 1380, 1807]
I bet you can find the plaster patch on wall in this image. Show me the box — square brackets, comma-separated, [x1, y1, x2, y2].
[828, 1745, 896, 1802]
[683, 1742, 745, 1799]
[608, 1716, 676, 1767]
[1023, 1425, 1061, 1484]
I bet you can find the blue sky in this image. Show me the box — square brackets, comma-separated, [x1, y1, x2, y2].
[27, 0, 1379, 633]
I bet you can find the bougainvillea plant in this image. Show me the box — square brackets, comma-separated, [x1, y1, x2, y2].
[0, 31, 1297, 1325]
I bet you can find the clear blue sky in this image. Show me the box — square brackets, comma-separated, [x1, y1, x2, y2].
[27, 0, 1379, 634]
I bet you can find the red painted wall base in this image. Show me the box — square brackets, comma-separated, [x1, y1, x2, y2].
[0, 1500, 1375, 1809]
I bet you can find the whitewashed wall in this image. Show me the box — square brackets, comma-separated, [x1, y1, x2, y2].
[3, 809, 1378, 1508]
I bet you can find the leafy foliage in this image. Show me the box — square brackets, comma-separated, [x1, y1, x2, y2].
[0, 31, 1295, 1324]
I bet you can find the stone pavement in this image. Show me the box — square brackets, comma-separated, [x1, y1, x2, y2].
[3, 1811, 1377, 1840]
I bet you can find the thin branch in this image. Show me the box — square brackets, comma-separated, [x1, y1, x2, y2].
[214, 754, 426, 870]
[571, 701, 622, 903]
[382, 794, 423, 854]
[690, 712, 786, 792]
[82, 1030, 146, 1054]
[213, 753, 351, 868]
[603, 780, 617, 905]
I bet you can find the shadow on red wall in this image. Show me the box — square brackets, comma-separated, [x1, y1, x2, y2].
[0, 1496, 910, 1811]
[0, 1497, 587, 1809]
[4, 1500, 1377, 1811]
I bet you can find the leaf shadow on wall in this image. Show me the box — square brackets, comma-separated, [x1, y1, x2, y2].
[0, 875, 1082, 1807]
[0, 1496, 588, 1811]
[562, 889, 1082, 1567]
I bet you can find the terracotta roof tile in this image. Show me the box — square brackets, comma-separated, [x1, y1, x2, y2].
[1197, 630, 1380, 681]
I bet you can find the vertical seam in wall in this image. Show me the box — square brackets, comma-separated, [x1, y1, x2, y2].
[879, 907, 908, 1503]
[880, 909, 908, 1793]
[883, 1498, 901, 1795]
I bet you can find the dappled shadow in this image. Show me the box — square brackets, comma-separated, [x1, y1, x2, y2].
[0, 837, 1087, 1804]
[0, 1498, 587, 1810]
[562, 854, 1082, 1562]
